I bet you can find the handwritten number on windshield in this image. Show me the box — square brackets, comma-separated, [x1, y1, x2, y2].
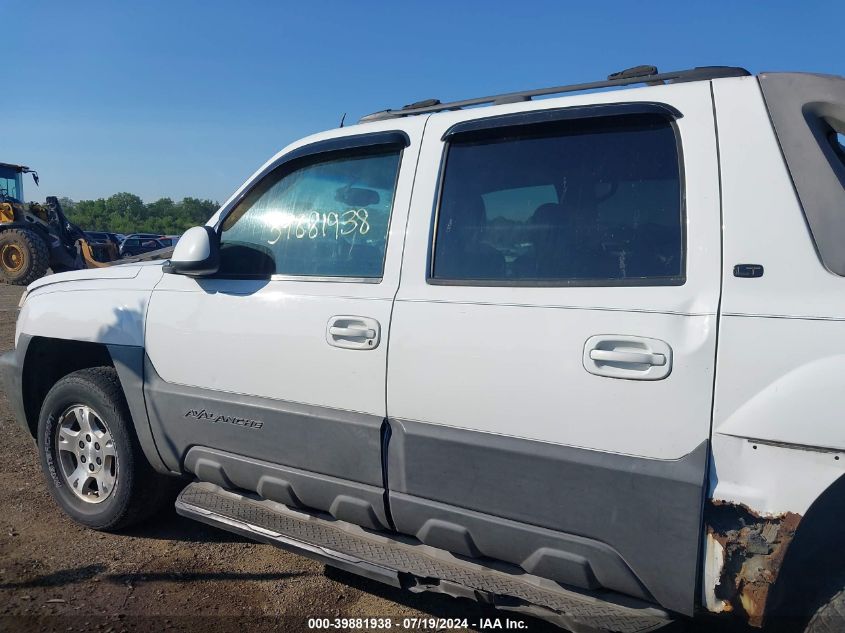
[268, 209, 370, 245]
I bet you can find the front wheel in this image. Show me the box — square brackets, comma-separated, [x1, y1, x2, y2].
[37, 367, 174, 530]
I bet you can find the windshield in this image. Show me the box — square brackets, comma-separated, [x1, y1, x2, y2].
[0, 166, 22, 202]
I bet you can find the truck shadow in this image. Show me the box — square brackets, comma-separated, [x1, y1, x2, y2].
[0, 564, 307, 590]
[122, 500, 249, 544]
[103, 569, 308, 585]
[0, 564, 106, 589]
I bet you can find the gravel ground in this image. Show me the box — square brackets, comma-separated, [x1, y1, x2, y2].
[0, 282, 739, 633]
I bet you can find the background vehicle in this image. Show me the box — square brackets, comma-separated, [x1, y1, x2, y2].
[84, 231, 122, 248]
[123, 232, 165, 241]
[3, 67, 844, 633]
[119, 236, 170, 257]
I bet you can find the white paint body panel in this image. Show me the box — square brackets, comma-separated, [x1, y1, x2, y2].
[388, 82, 722, 460]
[709, 77, 845, 516]
[145, 117, 427, 417]
[17, 264, 164, 347]
[146, 278, 394, 414]
[27, 263, 143, 291]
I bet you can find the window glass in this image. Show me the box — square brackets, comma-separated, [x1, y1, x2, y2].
[219, 150, 401, 278]
[432, 115, 683, 284]
[0, 166, 20, 201]
[833, 131, 845, 165]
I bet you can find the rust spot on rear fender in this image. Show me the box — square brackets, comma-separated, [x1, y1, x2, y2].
[704, 500, 801, 627]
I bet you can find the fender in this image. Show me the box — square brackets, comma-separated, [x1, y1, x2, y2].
[14, 264, 174, 474]
[704, 326, 845, 624]
[19, 264, 163, 347]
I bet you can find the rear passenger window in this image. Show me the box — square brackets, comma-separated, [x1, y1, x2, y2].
[431, 114, 683, 285]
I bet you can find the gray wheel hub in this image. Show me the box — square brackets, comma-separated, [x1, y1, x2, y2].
[55, 404, 118, 503]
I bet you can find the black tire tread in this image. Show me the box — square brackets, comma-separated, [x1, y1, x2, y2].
[804, 584, 845, 633]
[0, 228, 50, 285]
[41, 367, 174, 530]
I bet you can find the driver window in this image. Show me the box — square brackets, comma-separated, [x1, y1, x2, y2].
[219, 148, 402, 279]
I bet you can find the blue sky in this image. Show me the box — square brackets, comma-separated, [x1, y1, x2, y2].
[5, 1, 844, 204]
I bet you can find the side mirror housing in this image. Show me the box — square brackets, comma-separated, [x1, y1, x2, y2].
[164, 226, 220, 276]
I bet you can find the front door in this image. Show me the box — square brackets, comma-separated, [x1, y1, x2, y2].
[386, 84, 721, 614]
[144, 119, 425, 530]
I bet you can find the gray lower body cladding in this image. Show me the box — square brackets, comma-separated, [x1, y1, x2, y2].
[388, 491, 650, 600]
[386, 419, 708, 616]
[143, 355, 384, 486]
[108, 344, 170, 473]
[143, 357, 706, 615]
[184, 447, 390, 530]
[0, 333, 30, 435]
[143, 356, 390, 528]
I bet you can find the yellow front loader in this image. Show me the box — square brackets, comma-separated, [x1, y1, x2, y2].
[0, 163, 170, 285]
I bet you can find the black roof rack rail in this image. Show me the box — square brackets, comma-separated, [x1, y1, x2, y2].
[359, 65, 750, 123]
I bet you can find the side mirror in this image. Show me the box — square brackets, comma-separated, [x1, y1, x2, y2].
[164, 226, 219, 276]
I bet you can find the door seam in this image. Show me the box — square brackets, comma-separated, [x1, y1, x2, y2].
[382, 114, 433, 528]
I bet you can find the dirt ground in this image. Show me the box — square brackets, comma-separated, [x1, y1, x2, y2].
[0, 282, 737, 633]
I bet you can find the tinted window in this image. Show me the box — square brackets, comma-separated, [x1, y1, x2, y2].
[0, 165, 20, 201]
[833, 131, 845, 166]
[219, 149, 401, 278]
[432, 114, 683, 285]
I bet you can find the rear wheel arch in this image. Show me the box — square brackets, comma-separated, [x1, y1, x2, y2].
[766, 473, 845, 628]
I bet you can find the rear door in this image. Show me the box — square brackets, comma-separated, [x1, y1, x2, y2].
[386, 83, 720, 614]
[144, 118, 426, 530]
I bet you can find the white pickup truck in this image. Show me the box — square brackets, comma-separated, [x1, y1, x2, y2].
[2, 65, 844, 633]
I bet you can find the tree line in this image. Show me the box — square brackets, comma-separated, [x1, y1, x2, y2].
[58, 193, 219, 235]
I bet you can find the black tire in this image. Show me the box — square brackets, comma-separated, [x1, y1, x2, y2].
[804, 581, 845, 633]
[37, 367, 174, 530]
[0, 228, 49, 285]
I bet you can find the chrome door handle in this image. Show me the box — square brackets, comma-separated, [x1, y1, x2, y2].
[329, 325, 376, 339]
[326, 316, 381, 350]
[589, 349, 666, 366]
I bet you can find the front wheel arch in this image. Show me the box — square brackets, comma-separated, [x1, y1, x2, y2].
[21, 336, 172, 474]
[21, 337, 113, 437]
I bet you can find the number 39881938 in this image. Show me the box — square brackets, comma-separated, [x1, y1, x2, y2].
[268, 209, 370, 245]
